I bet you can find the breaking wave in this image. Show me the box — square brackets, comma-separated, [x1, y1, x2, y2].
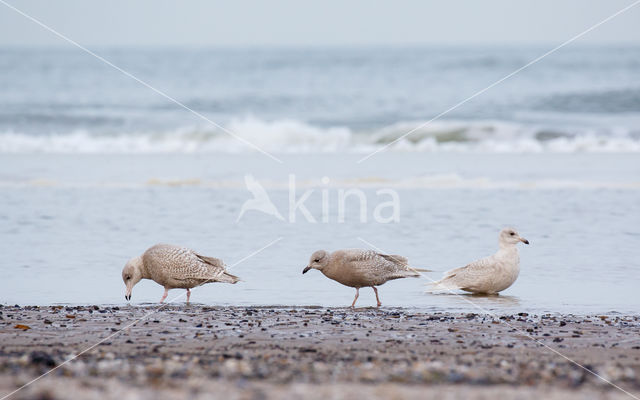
[1, 117, 639, 154]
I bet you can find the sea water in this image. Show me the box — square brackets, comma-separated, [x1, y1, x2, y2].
[1, 46, 639, 313]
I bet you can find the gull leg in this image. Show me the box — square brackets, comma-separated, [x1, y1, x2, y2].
[160, 288, 169, 303]
[372, 286, 382, 307]
[186, 288, 191, 304]
[351, 288, 359, 308]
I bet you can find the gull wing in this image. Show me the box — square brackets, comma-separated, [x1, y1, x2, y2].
[145, 244, 240, 284]
[342, 249, 415, 278]
[441, 255, 500, 292]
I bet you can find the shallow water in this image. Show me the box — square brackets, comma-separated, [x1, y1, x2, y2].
[2, 45, 639, 313]
[1, 153, 639, 314]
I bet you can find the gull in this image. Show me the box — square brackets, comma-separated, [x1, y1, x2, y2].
[237, 174, 284, 222]
[122, 244, 240, 303]
[303, 249, 430, 307]
[428, 228, 529, 294]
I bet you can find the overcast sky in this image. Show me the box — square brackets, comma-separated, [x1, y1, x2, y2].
[1, 0, 639, 47]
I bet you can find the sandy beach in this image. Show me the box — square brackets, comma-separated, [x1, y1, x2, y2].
[0, 305, 638, 399]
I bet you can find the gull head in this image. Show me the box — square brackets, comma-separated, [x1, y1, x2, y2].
[122, 256, 144, 301]
[499, 227, 529, 247]
[303, 250, 329, 274]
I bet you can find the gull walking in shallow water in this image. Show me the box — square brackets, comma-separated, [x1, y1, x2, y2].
[122, 244, 240, 303]
[428, 228, 529, 294]
[303, 249, 430, 307]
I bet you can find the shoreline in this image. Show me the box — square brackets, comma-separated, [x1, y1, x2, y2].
[1, 305, 639, 399]
[3, 303, 638, 317]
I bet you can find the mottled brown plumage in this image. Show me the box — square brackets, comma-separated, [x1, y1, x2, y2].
[302, 249, 425, 307]
[122, 244, 240, 303]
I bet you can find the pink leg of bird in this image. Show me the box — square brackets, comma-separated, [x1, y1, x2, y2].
[372, 286, 381, 307]
[160, 288, 169, 303]
[186, 288, 191, 304]
[351, 288, 360, 308]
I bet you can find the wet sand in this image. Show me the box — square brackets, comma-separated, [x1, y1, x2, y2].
[0, 305, 639, 399]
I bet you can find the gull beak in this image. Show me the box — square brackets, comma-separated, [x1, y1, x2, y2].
[125, 287, 132, 301]
[520, 237, 530, 245]
[302, 266, 311, 274]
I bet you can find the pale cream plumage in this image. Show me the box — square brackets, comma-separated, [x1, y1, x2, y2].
[429, 228, 529, 294]
[122, 244, 239, 303]
[303, 248, 428, 307]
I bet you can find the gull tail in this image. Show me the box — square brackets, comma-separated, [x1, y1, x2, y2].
[411, 267, 433, 273]
[425, 278, 461, 293]
[401, 267, 434, 279]
[219, 272, 241, 284]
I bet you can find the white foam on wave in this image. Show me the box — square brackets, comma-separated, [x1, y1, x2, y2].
[1, 174, 638, 190]
[1, 117, 639, 154]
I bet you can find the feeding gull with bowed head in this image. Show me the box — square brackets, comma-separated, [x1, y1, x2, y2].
[122, 244, 240, 303]
[303, 249, 431, 307]
[428, 228, 529, 295]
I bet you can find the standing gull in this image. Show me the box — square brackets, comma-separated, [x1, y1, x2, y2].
[122, 244, 240, 303]
[303, 249, 429, 307]
[428, 228, 529, 294]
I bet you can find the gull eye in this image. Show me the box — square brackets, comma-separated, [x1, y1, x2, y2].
[510, 232, 515, 236]
[314, 259, 319, 262]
